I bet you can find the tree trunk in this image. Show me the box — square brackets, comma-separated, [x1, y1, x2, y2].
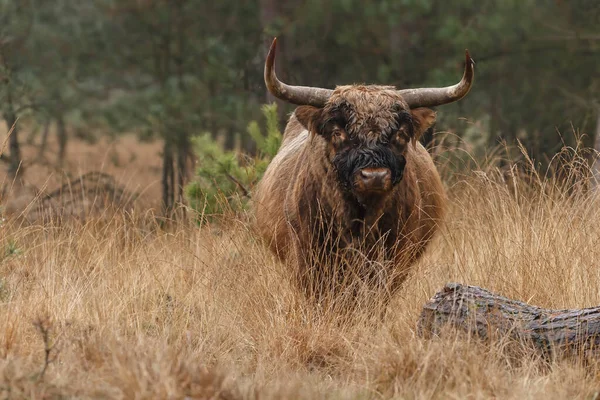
[592, 108, 600, 191]
[259, 0, 287, 121]
[6, 118, 20, 177]
[418, 283, 600, 359]
[174, 4, 189, 218]
[57, 115, 67, 166]
[176, 133, 188, 218]
[25, 122, 39, 145]
[241, 127, 257, 154]
[224, 129, 236, 151]
[488, 84, 501, 144]
[37, 120, 51, 158]
[260, 0, 278, 106]
[5, 91, 21, 178]
[162, 139, 175, 215]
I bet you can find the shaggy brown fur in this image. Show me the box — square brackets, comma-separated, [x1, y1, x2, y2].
[253, 85, 446, 302]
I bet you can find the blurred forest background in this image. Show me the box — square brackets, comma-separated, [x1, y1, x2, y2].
[0, 0, 598, 214]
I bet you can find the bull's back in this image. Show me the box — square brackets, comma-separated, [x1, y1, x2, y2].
[253, 114, 309, 259]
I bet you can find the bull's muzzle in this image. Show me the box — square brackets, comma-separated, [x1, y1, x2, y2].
[355, 167, 392, 194]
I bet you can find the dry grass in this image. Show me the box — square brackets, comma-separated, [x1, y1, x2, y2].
[2, 137, 600, 398]
[0, 126, 165, 209]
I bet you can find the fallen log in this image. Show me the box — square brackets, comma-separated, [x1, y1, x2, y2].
[417, 283, 600, 359]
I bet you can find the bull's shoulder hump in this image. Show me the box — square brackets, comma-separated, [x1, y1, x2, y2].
[281, 111, 307, 140]
[277, 129, 309, 161]
[410, 142, 436, 166]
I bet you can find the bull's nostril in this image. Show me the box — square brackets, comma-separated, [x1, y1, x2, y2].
[360, 168, 390, 181]
[360, 170, 371, 179]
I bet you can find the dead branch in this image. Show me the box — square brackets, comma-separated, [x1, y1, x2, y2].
[33, 316, 59, 381]
[418, 283, 600, 359]
[224, 172, 250, 198]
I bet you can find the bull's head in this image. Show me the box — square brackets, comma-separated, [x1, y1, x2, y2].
[265, 38, 474, 205]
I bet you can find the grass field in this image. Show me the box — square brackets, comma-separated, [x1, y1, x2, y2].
[2, 133, 600, 399]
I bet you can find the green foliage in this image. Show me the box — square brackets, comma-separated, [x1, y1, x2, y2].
[247, 104, 283, 160]
[186, 103, 282, 219]
[1, 239, 21, 262]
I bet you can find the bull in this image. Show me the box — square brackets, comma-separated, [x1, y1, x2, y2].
[253, 38, 474, 303]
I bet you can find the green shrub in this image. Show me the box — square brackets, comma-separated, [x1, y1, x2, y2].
[186, 103, 282, 220]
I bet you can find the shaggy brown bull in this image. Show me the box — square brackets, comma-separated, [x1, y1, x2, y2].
[254, 38, 474, 302]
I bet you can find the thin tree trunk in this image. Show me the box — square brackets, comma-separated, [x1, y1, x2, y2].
[388, 20, 406, 85]
[591, 108, 600, 190]
[224, 130, 236, 151]
[25, 122, 39, 145]
[174, 1, 189, 218]
[418, 283, 600, 359]
[488, 85, 500, 147]
[57, 115, 67, 166]
[260, 0, 279, 105]
[162, 139, 174, 215]
[259, 0, 287, 122]
[488, 79, 507, 169]
[241, 127, 257, 154]
[157, 2, 176, 218]
[38, 119, 51, 158]
[176, 134, 188, 219]
[5, 92, 21, 179]
[208, 84, 218, 140]
[168, 144, 175, 213]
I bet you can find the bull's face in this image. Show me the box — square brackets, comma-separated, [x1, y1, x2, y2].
[263, 37, 473, 204]
[295, 88, 436, 203]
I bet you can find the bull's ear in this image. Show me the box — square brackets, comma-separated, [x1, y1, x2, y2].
[295, 106, 323, 134]
[410, 108, 436, 148]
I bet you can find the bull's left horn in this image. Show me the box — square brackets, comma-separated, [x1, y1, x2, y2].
[264, 37, 333, 107]
[397, 50, 474, 108]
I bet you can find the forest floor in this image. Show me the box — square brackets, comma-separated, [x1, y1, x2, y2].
[2, 132, 600, 399]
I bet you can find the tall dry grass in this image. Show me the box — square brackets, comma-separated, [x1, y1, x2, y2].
[2, 143, 600, 399]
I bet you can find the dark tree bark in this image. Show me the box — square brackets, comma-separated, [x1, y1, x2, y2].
[592, 107, 600, 190]
[418, 283, 600, 359]
[168, 143, 175, 210]
[162, 140, 174, 214]
[259, 0, 288, 125]
[224, 130, 236, 151]
[5, 91, 21, 179]
[37, 120, 51, 158]
[156, 0, 193, 218]
[173, 1, 190, 216]
[57, 115, 67, 166]
[176, 134, 188, 218]
[260, 0, 279, 105]
[241, 124, 257, 154]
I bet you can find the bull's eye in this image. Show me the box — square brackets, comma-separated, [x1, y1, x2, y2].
[394, 127, 409, 147]
[331, 128, 347, 145]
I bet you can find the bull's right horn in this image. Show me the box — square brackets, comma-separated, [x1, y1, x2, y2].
[397, 50, 475, 108]
[264, 38, 333, 107]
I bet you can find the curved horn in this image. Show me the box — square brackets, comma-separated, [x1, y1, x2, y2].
[264, 37, 333, 107]
[397, 50, 475, 108]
